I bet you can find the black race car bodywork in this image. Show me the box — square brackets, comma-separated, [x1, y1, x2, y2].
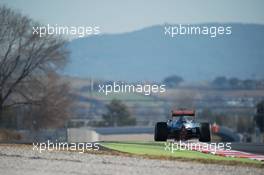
[154, 109, 211, 142]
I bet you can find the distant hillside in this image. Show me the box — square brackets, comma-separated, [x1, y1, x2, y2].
[64, 23, 264, 82]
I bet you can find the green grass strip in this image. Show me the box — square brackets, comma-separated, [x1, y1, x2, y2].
[101, 141, 264, 167]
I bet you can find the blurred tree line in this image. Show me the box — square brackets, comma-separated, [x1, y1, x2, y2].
[162, 75, 184, 88]
[0, 6, 72, 130]
[212, 76, 264, 90]
[199, 100, 264, 135]
[255, 100, 264, 132]
[102, 99, 136, 126]
[199, 108, 255, 134]
[89, 99, 136, 127]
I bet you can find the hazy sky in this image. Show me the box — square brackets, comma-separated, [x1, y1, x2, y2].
[1, 0, 264, 34]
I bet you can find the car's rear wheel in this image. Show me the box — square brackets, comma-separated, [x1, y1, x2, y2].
[199, 123, 211, 142]
[154, 122, 168, 141]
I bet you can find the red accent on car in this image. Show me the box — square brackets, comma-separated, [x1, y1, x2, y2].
[212, 123, 220, 133]
[171, 110, 195, 116]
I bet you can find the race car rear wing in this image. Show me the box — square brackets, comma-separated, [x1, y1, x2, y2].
[171, 109, 195, 116]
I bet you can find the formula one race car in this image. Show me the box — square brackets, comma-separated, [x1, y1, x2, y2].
[154, 109, 211, 142]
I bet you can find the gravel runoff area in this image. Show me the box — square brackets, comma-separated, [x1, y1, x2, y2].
[0, 144, 263, 175]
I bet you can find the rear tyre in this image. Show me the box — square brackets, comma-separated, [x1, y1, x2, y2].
[199, 123, 211, 142]
[154, 122, 168, 141]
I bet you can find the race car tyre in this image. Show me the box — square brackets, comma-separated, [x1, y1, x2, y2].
[154, 122, 168, 141]
[199, 123, 211, 142]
